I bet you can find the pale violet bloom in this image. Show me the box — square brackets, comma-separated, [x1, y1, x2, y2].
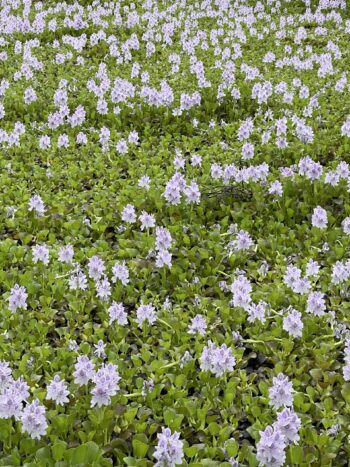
[268, 373, 294, 409]
[305, 259, 320, 277]
[306, 291, 326, 317]
[153, 427, 184, 467]
[121, 204, 136, 223]
[273, 408, 301, 444]
[90, 363, 120, 408]
[94, 340, 107, 359]
[32, 244, 50, 265]
[138, 176, 151, 190]
[200, 341, 236, 377]
[283, 309, 303, 338]
[188, 315, 207, 336]
[58, 245, 74, 264]
[28, 195, 45, 216]
[20, 400, 48, 439]
[342, 216, 350, 235]
[73, 356, 95, 386]
[95, 276, 111, 302]
[108, 302, 127, 325]
[256, 425, 286, 467]
[46, 375, 70, 405]
[111, 261, 129, 285]
[0, 361, 12, 392]
[8, 284, 28, 313]
[311, 206, 328, 229]
[155, 249, 172, 268]
[87, 255, 105, 281]
[246, 301, 266, 324]
[136, 303, 157, 327]
[69, 269, 88, 291]
[139, 211, 156, 230]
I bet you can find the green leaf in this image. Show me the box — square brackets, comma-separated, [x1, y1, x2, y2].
[342, 383, 350, 404]
[35, 446, 52, 460]
[64, 441, 102, 465]
[225, 440, 238, 458]
[52, 441, 67, 461]
[132, 438, 149, 458]
[123, 457, 138, 466]
[124, 407, 139, 422]
[208, 422, 220, 436]
[289, 445, 303, 464]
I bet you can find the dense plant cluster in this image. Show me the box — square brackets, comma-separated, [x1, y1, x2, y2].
[1, 0, 350, 465]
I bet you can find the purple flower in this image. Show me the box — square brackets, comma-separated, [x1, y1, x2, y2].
[237, 118, 254, 141]
[305, 259, 320, 277]
[247, 301, 266, 324]
[108, 302, 127, 326]
[184, 180, 201, 204]
[273, 408, 301, 444]
[242, 142, 254, 160]
[94, 340, 106, 359]
[24, 87, 37, 104]
[341, 116, 350, 137]
[111, 261, 129, 285]
[0, 388, 23, 420]
[87, 255, 105, 281]
[306, 291, 326, 317]
[311, 206, 328, 229]
[284, 265, 310, 295]
[95, 275, 111, 302]
[153, 427, 184, 467]
[116, 138, 128, 154]
[73, 356, 95, 386]
[342, 216, 350, 235]
[155, 249, 172, 268]
[343, 364, 350, 381]
[136, 303, 157, 327]
[231, 275, 252, 310]
[200, 341, 236, 377]
[32, 244, 50, 265]
[331, 260, 350, 285]
[141, 377, 154, 396]
[121, 204, 136, 223]
[163, 180, 182, 205]
[299, 157, 323, 181]
[76, 132, 87, 145]
[138, 176, 151, 190]
[91, 363, 120, 408]
[46, 375, 69, 405]
[139, 211, 156, 230]
[128, 131, 139, 144]
[269, 373, 294, 410]
[188, 314, 207, 336]
[256, 425, 286, 467]
[20, 399, 47, 439]
[69, 269, 88, 291]
[191, 154, 202, 166]
[155, 227, 172, 251]
[283, 309, 303, 338]
[325, 171, 340, 187]
[57, 133, 69, 148]
[234, 230, 254, 251]
[8, 284, 28, 313]
[28, 194, 45, 216]
[293, 277, 311, 295]
[10, 377, 29, 402]
[58, 245, 74, 263]
[0, 361, 12, 392]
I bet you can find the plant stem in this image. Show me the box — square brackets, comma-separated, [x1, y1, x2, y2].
[160, 360, 180, 369]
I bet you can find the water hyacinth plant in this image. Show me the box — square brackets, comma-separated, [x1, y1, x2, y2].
[0, 0, 350, 465]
